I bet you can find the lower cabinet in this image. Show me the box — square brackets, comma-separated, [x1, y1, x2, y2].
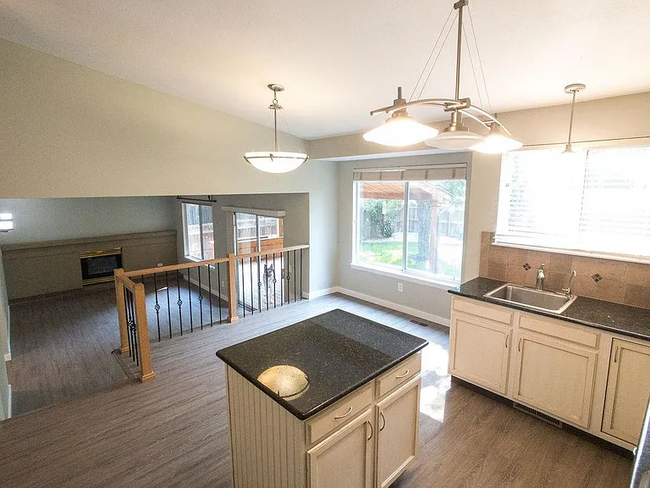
[226, 353, 422, 488]
[376, 376, 421, 488]
[307, 409, 374, 488]
[512, 331, 597, 428]
[602, 339, 650, 444]
[449, 312, 511, 394]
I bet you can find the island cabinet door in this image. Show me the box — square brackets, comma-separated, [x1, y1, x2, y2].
[512, 331, 597, 428]
[449, 312, 511, 395]
[602, 339, 650, 445]
[307, 409, 374, 488]
[376, 375, 421, 488]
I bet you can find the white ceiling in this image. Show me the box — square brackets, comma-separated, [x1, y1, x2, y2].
[1, 0, 649, 140]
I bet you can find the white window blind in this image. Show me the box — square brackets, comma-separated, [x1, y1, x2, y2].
[495, 146, 650, 259]
[353, 164, 466, 182]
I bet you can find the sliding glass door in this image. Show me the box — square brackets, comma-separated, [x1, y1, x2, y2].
[234, 213, 285, 311]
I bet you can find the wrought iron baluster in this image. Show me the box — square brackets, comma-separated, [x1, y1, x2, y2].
[198, 265, 204, 330]
[216, 263, 222, 324]
[153, 273, 161, 342]
[239, 257, 244, 318]
[124, 290, 133, 359]
[257, 256, 262, 313]
[265, 253, 269, 311]
[187, 267, 193, 333]
[177, 270, 183, 336]
[249, 257, 254, 315]
[286, 252, 292, 303]
[272, 252, 277, 309]
[300, 249, 303, 301]
[293, 250, 297, 303]
[165, 271, 172, 339]
[280, 252, 285, 306]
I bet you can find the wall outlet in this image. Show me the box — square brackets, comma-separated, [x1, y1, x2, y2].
[157, 263, 163, 267]
[397, 282, 403, 293]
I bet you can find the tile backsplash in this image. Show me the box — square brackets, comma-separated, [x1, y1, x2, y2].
[479, 232, 650, 309]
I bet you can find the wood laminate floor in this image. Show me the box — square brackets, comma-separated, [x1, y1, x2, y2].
[1, 292, 632, 487]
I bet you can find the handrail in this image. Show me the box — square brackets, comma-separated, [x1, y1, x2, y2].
[114, 244, 309, 383]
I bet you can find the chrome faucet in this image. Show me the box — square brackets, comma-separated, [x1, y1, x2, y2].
[535, 264, 545, 290]
[562, 270, 577, 297]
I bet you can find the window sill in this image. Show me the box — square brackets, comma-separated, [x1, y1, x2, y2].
[492, 242, 650, 266]
[349, 262, 458, 291]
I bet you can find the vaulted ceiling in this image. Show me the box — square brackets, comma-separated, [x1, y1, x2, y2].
[1, 0, 648, 140]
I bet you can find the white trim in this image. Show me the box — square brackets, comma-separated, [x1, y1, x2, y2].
[7, 384, 11, 419]
[334, 286, 450, 327]
[492, 241, 650, 265]
[221, 206, 286, 218]
[349, 263, 458, 291]
[4, 353, 11, 362]
[303, 287, 337, 299]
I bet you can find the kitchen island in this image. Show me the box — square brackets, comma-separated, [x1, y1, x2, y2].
[216, 309, 428, 488]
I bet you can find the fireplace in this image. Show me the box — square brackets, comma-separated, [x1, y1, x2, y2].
[80, 248, 123, 285]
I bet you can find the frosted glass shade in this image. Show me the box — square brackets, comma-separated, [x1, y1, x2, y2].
[363, 115, 439, 147]
[244, 151, 308, 173]
[425, 130, 485, 150]
[471, 125, 522, 154]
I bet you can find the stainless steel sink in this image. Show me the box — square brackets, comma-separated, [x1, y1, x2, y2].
[484, 283, 577, 314]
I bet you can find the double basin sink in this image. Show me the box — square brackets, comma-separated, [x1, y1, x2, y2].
[484, 283, 577, 314]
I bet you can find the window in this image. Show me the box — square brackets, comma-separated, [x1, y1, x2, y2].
[353, 165, 467, 285]
[183, 203, 214, 260]
[496, 146, 650, 259]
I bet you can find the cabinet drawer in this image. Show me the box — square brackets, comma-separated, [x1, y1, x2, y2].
[307, 383, 373, 445]
[377, 353, 421, 399]
[519, 314, 599, 349]
[452, 297, 513, 325]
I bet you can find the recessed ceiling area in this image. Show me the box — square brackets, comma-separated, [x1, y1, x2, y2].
[0, 0, 648, 140]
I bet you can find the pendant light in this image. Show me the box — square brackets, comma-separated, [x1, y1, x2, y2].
[244, 84, 308, 173]
[0, 213, 13, 232]
[364, 0, 520, 153]
[559, 83, 586, 161]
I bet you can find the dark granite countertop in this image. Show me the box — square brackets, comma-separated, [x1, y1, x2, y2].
[449, 277, 650, 341]
[631, 399, 650, 487]
[215, 309, 428, 420]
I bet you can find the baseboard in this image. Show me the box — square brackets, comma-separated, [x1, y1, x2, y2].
[5, 384, 11, 420]
[3, 353, 11, 362]
[304, 287, 338, 300]
[334, 287, 450, 327]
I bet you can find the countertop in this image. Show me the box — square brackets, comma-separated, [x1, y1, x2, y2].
[632, 399, 650, 487]
[449, 277, 650, 341]
[215, 309, 428, 420]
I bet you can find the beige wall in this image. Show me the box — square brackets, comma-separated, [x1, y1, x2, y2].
[0, 39, 338, 295]
[312, 92, 650, 322]
[0, 248, 10, 420]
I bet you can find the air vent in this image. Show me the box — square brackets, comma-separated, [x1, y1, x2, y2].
[513, 402, 563, 428]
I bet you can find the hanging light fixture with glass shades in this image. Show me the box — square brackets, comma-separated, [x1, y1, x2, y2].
[364, 0, 521, 154]
[244, 84, 308, 173]
[559, 83, 586, 161]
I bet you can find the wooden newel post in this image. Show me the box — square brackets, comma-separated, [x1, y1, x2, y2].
[227, 253, 239, 323]
[134, 283, 155, 382]
[114, 268, 130, 355]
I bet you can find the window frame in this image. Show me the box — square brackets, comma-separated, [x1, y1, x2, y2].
[495, 145, 650, 263]
[182, 202, 214, 261]
[351, 176, 467, 287]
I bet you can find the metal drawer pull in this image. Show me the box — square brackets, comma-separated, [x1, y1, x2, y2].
[614, 346, 619, 363]
[367, 421, 374, 441]
[396, 369, 410, 379]
[380, 412, 386, 432]
[505, 333, 509, 348]
[334, 406, 353, 419]
[518, 338, 522, 352]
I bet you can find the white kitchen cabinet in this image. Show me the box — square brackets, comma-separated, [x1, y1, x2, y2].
[225, 352, 422, 488]
[602, 339, 650, 445]
[512, 330, 597, 428]
[449, 309, 512, 395]
[307, 409, 374, 488]
[376, 376, 421, 488]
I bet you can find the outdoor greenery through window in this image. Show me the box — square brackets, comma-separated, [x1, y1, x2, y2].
[183, 203, 215, 260]
[496, 146, 650, 259]
[354, 166, 467, 285]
